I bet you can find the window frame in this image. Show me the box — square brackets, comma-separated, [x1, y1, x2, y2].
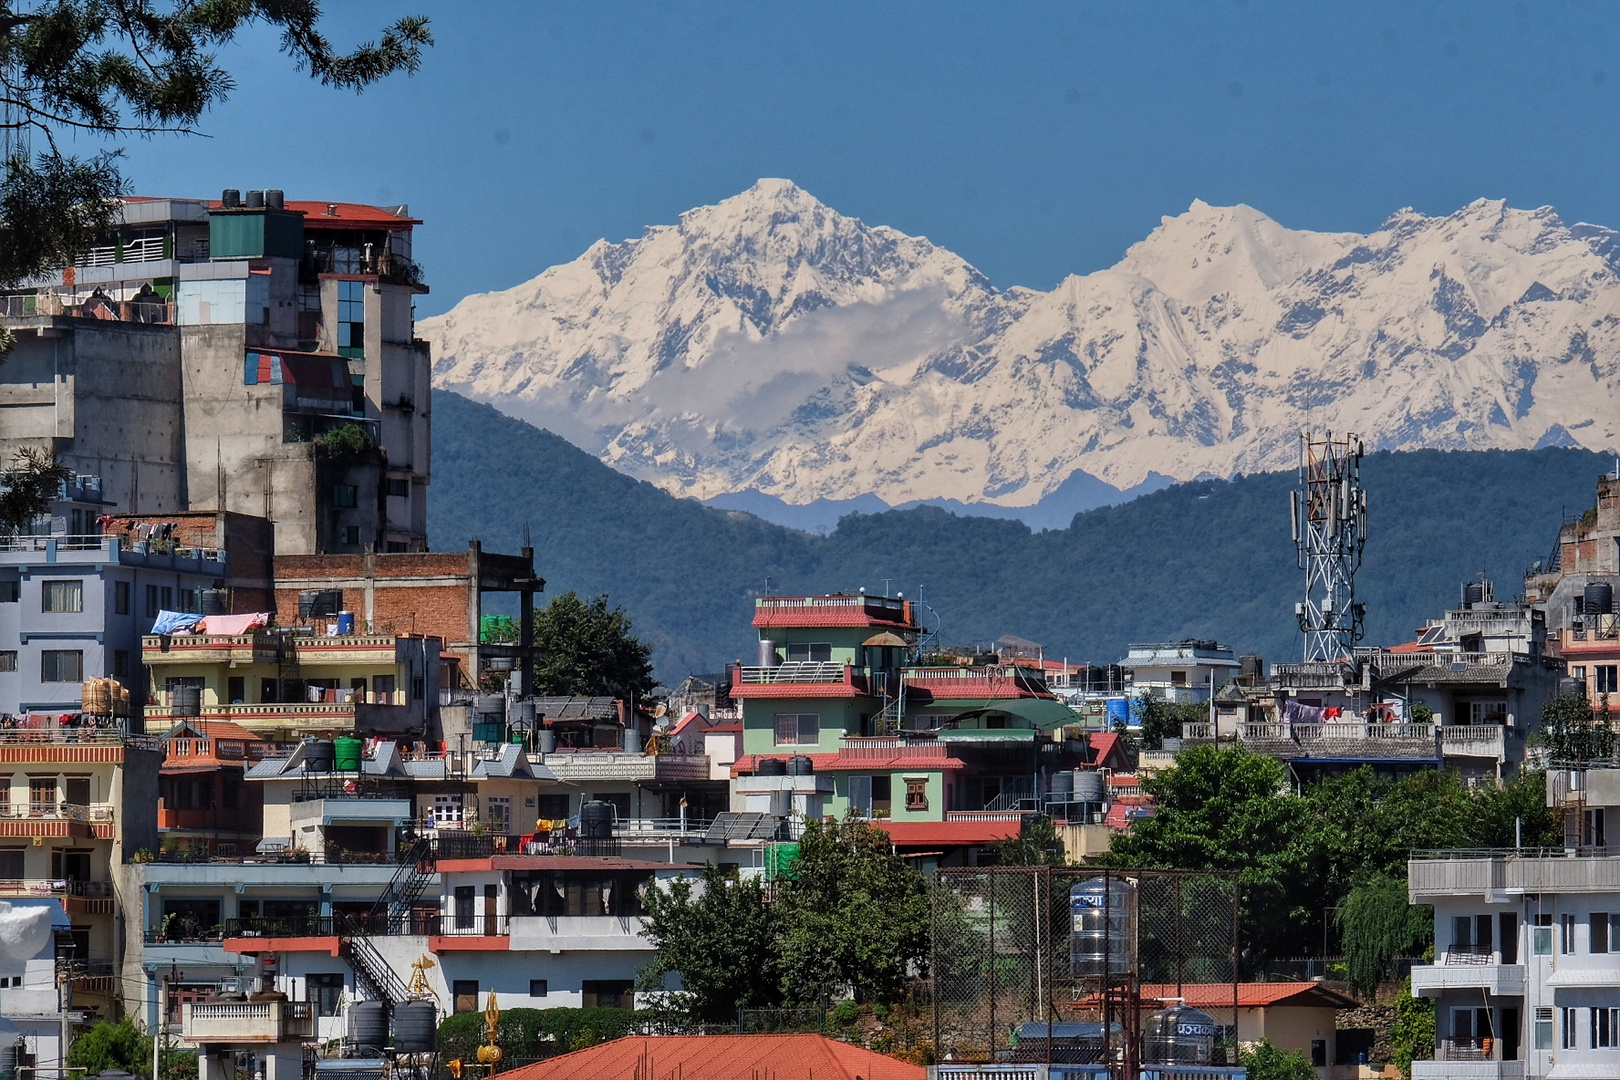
[1532, 913, 1553, 956]
[331, 484, 359, 509]
[773, 712, 820, 746]
[40, 650, 84, 683]
[0, 580, 18, 603]
[1598, 665, 1620, 695]
[1534, 1007, 1553, 1050]
[1563, 1006, 1579, 1050]
[0, 651, 15, 674]
[904, 776, 929, 812]
[41, 579, 84, 613]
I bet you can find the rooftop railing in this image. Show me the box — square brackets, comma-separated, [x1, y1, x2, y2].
[736, 662, 851, 684]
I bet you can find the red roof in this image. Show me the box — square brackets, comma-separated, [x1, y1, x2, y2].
[1087, 732, 1129, 767]
[730, 681, 867, 699]
[500, 1034, 923, 1080]
[874, 819, 1022, 846]
[205, 199, 419, 231]
[1075, 982, 1359, 1010]
[752, 610, 916, 630]
[732, 752, 965, 776]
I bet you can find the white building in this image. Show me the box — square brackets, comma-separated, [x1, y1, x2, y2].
[1119, 640, 1239, 705]
[1407, 760, 1620, 1079]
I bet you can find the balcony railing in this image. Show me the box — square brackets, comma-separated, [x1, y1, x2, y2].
[0, 721, 135, 744]
[1180, 722, 1214, 741]
[737, 662, 850, 684]
[0, 802, 115, 822]
[0, 878, 112, 898]
[1443, 943, 1496, 965]
[182, 999, 315, 1042]
[1437, 1038, 1502, 1062]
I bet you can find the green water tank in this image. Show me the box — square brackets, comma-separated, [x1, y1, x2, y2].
[333, 735, 363, 772]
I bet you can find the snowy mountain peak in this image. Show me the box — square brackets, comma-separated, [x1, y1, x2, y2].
[424, 186, 1620, 516]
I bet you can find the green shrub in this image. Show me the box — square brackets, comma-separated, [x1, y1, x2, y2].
[437, 1007, 639, 1062]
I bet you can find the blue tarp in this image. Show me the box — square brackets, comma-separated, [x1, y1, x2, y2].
[151, 610, 203, 634]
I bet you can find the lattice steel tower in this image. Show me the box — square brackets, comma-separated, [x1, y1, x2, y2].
[1290, 430, 1368, 661]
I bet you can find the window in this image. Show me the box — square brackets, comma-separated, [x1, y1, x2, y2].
[332, 484, 358, 508]
[433, 794, 464, 827]
[1533, 913, 1553, 955]
[454, 885, 476, 929]
[1572, 665, 1587, 680]
[145, 584, 160, 618]
[1596, 912, 1612, 954]
[341, 525, 361, 546]
[161, 586, 172, 610]
[0, 850, 23, 879]
[114, 581, 130, 615]
[112, 650, 129, 679]
[1563, 913, 1578, 954]
[487, 796, 512, 833]
[904, 777, 929, 812]
[41, 650, 83, 682]
[301, 973, 342, 1018]
[0, 652, 14, 674]
[1599, 665, 1620, 695]
[1586, 808, 1608, 849]
[1171, 670, 1188, 687]
[784, 642, 832, 662]
[581, 980, 633, 1010]
[773, 712, 820, 746]
[452, 980, 479, 1014]
[1535, 1008, 1554, 1050]
[386, 478, 409, 498]
[1563, 1007, 1579, 1049]
[0, 581, 17, 603]
[1595, 1007, 1620, 1049]
[41, 579, 83, 613]
[529, 979, 548, 997]
[337, 280, 366, 356]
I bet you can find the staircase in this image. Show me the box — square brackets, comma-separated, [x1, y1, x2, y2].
[341, 836, 437, 1008]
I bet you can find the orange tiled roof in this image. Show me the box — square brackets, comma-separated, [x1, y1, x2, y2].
[1075, 982, 1359, 1010]
[874, 819, 1022, 846]
[499, 1034, 923, 1080]
[731, 752, 966, 776]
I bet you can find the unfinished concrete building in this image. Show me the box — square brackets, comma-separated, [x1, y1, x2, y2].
[0, 191, 431, 556]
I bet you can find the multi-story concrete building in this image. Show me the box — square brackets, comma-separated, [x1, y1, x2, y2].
[0, 191, 432, 556]
[1120, 640, 1240, 705]
[0, 514, 229, 717]
[1406, 758, 1620, 1079]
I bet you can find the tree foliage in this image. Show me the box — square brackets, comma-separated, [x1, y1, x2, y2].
[533, 591, 656, 700]
[991, 815, 1068, 865]
[0, 446, 72, 533]
[1389, 978, 1436, 1080]
[1136, 691, 1208, 751]
[1239, 1038, 1318, 1080]
[1336, 874, 1431, 996]
[637, 863, 782, 1022]
[64, 1019, 195, 1080]
[1534, 692, 1614, 763]
[0, 1, 431, 294]
[435, 1007, 635, 1062]
[1103, 745, 1559, 966]
[774, 818, 931, 1005]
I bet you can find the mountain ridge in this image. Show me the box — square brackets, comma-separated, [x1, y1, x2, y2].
[425, 182, 1620, 522]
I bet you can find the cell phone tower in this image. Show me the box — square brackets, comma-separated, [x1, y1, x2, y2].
[1289, 430, 1368, 662]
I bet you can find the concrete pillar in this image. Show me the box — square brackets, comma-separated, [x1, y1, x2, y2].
[200, 1051, 233, 1080]
[264, 1043, 303, 1080]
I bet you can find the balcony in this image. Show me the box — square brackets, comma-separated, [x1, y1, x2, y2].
[731, 663, 872, 699]
[902, 666, 1051, 700]
[143, 633, 281, 666]
[1440, 725, 1509, 759]
[288, 796, 413, 828]
[181, 1000, 316, 1044]
[506, 914, 653, 953]
[1411, 1043, 1525, 1079]
[540, 748, 711, 783]
[1410, 852, 1620, 896]
[0, 802, 116, 839]
[1180, 722, 1215, 742]
[1410, 956, 1526, 997]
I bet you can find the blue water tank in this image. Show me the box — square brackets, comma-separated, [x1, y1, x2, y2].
[1105, 698, 1130, 726]
[336, 610, 355, 635]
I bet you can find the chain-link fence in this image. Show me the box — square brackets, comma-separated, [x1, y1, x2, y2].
[932, 867, 1240, 1072]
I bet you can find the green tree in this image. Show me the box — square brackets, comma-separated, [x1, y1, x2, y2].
[775, 818, 931, 1005]
[1239, 1038, 1318, 1080]
[0, 2, 431, 297]
[1389, 978, 1436, 1080]
[1335, 874, 1431, 996]
[1135, 691, 1207, 751]
[0, 446, 72, 533]
[637, 863, 782, 1023]
[64, 1019, 194, 1080]
[991, 816, 1067, 865]
[1534, 692, 1614, 763]
[435, 1007, 635, 1063]
[533, 591, 656, 700]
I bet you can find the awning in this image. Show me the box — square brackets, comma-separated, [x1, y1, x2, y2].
[945, 697, 1083, 731]
[256, 837, 291, 854]
[863, 632, 910, 647]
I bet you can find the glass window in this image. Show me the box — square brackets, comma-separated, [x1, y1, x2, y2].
[0, 849, 23, 878]
[1563, 913, 1578, 954]
[41, 651, 83, 682]
[904, 777, 928, 811]
[337, 280, 366, 358]
[0, 581, 17, 603]
[41, 580, 83, 613]
[386, 478, 409, 498]
[113, 650, 130, 679]
[332, 484, 358, 508]
[113, 581, 130, 615]
[581, 980, 633, 1009]
[1563, 1006, 1579, 1049]
[0, 652, 15, 674]
[486, 796, 512, 833]
[1594, 1008, 1620, 1049]
[1533, 914, 1553, 955]
[308, 974, 345, 1018]
[773, 713, 820, 746]
[529, 979, 547, 997]
[146, 584, 160, 618]
[785, 642, 832, 662]
[433, 794, 463, 827]
[1595, 912, 1611, 954]
[1534, 1008, 1553, 1050]
[1599, 665, 1619, 695]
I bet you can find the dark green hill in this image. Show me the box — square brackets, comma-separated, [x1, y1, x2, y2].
[428, 391, 1607, 681]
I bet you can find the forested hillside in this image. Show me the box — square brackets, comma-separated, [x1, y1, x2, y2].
[428, 391, 1608, 682]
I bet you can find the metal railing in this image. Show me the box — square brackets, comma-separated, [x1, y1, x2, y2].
[0, 801, 114, 821]
[0, 722, 132, 744]
[1442, 944, 1497, 966]
[737, 662, 849, 684]
[1437, 1038, 1501, 1061]
[0, 878, 112, 898]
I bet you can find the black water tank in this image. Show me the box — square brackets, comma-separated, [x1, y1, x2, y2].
[1586, 582, 1615, 616]
[786, 755, 815, 776]
[391, 1000, 436, 1052]
[303, 738, 335, 773]
[265, 189, 285, 210]
[580, 800, 615, 839]
[199, 588, 232, 616]
[757, 758, 788, 776]
[245, 189, 265, 209]
[221, 189, 241, 208]
[299, 590, 342, 618]
[348, 1000, 388, 1050]
[1463, 582, 1485, 607]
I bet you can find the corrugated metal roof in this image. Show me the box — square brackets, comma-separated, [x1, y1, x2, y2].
[499, 1034, 922, 1080]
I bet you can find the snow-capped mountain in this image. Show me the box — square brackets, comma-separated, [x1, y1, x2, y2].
[424, 180, 1620, 521]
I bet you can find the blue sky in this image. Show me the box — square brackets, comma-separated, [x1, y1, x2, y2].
[106, 1, 1620, 317]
